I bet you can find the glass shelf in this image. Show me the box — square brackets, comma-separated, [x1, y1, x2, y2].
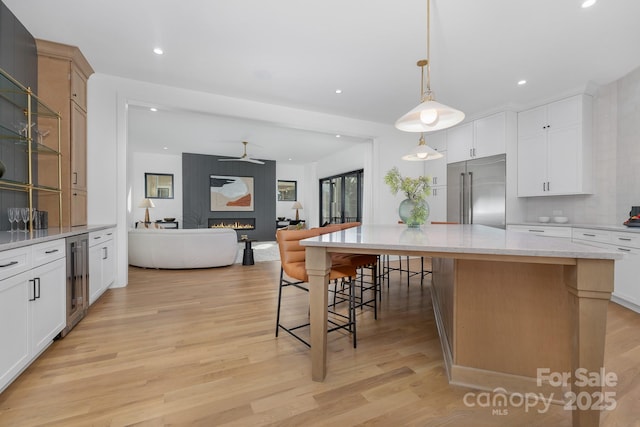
[0, 67, 62, 232]
[0, 123, 27, 141]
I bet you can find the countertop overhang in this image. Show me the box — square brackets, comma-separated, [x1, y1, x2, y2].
[301, 224, 623, 261]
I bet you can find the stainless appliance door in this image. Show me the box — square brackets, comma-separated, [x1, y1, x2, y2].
[465, 154, 506, 228]
[447, 161, 467, 224]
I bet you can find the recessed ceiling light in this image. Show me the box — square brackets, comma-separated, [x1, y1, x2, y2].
[335, 89, 342, 94]
[150, 107, 158, 112]
[163, 146, 168, 150]
[336, 134, 341, 138]
[153, 47, 164, 55]
[288, 158, 292, 161]
[517, 80, 527, 86]
[581, 0, 597, 8]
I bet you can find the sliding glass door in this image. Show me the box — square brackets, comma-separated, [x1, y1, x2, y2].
[319, 169, 363, 225]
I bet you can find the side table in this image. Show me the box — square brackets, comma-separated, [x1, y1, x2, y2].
[242, 239, 256, 266]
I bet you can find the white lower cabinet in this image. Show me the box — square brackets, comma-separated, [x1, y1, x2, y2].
[426, 186, 447, 223]
[0, 240, 66, 392]
[30, 257, 66, 356]
[0, 271, 30, 391]
[572, 228, 640, 313]
[89, 228, 116, 305]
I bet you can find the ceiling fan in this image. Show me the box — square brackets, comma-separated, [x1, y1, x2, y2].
[218, 141, 265, 165]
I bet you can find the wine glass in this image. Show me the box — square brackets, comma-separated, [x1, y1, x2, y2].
[7, 208, 16, 232]
[20, 208, 29, 232]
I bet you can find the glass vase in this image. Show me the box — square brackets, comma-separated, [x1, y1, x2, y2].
[398, 198, 429, 228]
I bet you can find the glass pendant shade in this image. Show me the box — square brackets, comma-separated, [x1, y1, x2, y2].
[395, 99, 465, 132]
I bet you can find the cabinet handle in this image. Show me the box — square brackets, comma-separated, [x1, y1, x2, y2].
[528, 229, 545, 233]
[470, 148, 473, 158]
[542, 182, 546, 192]
[618, 237, 632, 241]
[35, 277, 41, 299]
[102, 247, 108, 260]
[582, 233, 596, 237]
[617, 247, 631, 252]
[72, 93, 77, 98]
[45, 249, 59, 254]
[29, 279, 36, 301]
[107, 233, 113, 236]
[93, 236, 102, 240]
[73, 172, 78, 185]
[547, 182, 550, 191]
[433, 177, 437, 185]
[433, 188, 437, 196]
[0, 260, 18, 268]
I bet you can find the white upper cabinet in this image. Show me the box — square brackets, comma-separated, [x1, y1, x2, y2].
[425, 130, 447, 152]
[446, 123, 474, 163]
[446, 112, 507, 164]
[517, 94, 592, 197]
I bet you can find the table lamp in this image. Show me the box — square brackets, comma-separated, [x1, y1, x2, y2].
[292, 201, 303, 221]
[139, 198, 155, 223]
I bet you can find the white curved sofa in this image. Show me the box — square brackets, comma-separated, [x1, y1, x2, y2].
[128, 228, 238, 269]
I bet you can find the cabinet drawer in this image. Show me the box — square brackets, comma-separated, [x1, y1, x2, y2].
[572, 228, 611, 244]
[32, 239, 66, 265]
[507, 225, 572, 238]
[89, 229, 115, 247]
[610, 232, 640, 249]
[0, 247, 30, 281]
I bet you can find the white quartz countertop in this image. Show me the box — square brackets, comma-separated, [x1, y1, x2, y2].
[301, 224, 623, 260]
[0, 225, 115, 251]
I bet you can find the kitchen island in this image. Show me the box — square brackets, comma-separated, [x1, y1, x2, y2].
[302, 224, 622, 427]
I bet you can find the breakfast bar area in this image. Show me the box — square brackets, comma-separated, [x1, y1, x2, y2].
[302, 224, 622, 427]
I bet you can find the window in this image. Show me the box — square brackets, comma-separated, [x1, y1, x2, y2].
[319, 169, 363, 224]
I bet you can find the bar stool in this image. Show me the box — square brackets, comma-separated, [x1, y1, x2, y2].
[275, 228, 358, 348]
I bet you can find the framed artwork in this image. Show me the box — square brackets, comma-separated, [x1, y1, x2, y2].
[278, 180, 297, 201]
[210, 175, 254, 211]
[145, 173, 174, 199]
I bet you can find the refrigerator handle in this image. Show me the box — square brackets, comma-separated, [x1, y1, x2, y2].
[459, 173, 465, 224]
[468, 172, 474, 224]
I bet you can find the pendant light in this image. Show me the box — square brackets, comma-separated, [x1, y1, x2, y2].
[395, 0, 465, 132]
[402, 134, 444, 161]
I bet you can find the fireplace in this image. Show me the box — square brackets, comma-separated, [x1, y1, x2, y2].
[209, 218, 256, 230]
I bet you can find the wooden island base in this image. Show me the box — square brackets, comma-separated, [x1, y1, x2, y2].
[304, 225, 618, 427]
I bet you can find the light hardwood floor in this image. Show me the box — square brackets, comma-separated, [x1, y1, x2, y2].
[1, 260, 639, 426]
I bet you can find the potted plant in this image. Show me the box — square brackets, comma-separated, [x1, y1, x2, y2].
[384, 167, 431, 227]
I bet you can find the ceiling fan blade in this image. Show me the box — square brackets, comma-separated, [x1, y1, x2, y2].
[216, 141, 264, 164]
[217, 157, 265, 165]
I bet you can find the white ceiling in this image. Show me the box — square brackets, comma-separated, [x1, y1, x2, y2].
[5, 0, 640, 162]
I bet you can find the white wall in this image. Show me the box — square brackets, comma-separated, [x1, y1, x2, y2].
[130, 152, 182, 227]
[276, 163, 306, 221]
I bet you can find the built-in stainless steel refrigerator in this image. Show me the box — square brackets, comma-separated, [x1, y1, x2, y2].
[447, 154, 506, 228]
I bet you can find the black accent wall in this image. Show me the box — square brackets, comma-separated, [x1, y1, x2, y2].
[182, 153, 277, 241]
[0, 1, 37, 230]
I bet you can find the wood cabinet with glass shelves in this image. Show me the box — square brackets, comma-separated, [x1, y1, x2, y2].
[0, 67, 62, 232]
